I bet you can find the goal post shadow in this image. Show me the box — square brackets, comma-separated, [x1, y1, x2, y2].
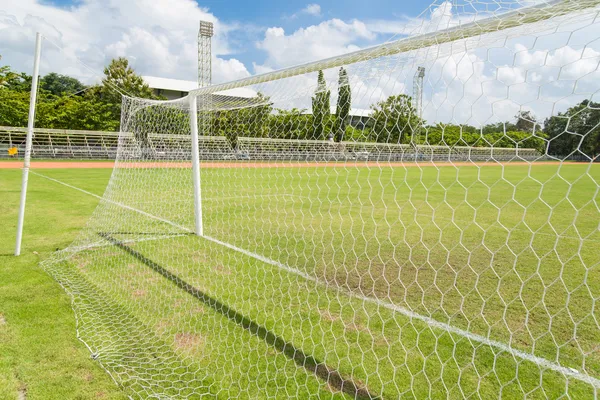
[98, 231, 379, 400]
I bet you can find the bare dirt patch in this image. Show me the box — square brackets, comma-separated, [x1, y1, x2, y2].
[213, 265, 232, 275]
[174, 332, 204, 351]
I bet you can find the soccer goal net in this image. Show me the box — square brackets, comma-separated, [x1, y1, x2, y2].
[44, 0, 600, 398]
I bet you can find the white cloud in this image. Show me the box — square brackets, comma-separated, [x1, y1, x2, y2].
[288, 4, 322, 20]
[249, 0, 600, 127]
[2, 0, 598, 128]
[255, 19, 375, 70]
[366, 1, 466, 37]
[303, 4, 322, 17]
[0, 0, 250, 84]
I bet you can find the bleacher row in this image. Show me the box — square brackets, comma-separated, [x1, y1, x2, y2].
[1, 126, 543, 162]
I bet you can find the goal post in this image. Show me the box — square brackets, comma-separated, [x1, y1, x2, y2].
[41, 1, 600, 398]
[15, 32, 42, 256]
[189, 94, 203, 237]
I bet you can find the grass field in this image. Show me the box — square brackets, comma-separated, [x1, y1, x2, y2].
[2, 162, 599, 399]
[0, 168, 126, 399]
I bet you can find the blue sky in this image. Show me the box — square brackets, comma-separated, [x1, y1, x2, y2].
[1, 0, 436, 82]
[2, 0, 599, 125]
[199, 0, 431, 68]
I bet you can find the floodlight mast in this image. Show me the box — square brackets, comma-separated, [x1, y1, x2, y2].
[412, 67, 426, 146]
[413, 66, 426, 120]
[15, 32, 42, 256]
[190, 20, 214, 237]
[198, 21, 213, 88]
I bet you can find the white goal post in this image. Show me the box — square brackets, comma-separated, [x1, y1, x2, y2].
[15, 32, 42, 256]
[34, 1, 600, 399]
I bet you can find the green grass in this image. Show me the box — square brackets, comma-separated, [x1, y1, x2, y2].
[2, 163, 599, 399]
[0, 168, 127, 400]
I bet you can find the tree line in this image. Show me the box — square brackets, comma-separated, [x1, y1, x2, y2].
[212, 68, 598, 157]
[1, 55, 598, 158]
[0, 56, 159, 132]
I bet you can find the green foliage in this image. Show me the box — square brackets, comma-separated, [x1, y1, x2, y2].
[335, 67, 351, 142]
[93, 57, 161, 127]
[422, 123, 546, 151]
[268, 108, 312, 140]
[311, 70, 331, 140]
[0, 89, 30, 126]
[481, 121, 517, 135]
[545, 100, 600, 158]
[41, 72, 86, 97]
[0, 56, 20, 89]
[368, 94, 422, 144]
[2, 72, 32, 92]
[100, 57, 157, 102]
[212, 93, 274, 148]
[0, 88, 121, 131]
[0, 51, 596, 158]
[0, 56, 159, 132]
[515, 110, 540, 133]
[344, 125, 371, 142]
[38, 96, 121, 131]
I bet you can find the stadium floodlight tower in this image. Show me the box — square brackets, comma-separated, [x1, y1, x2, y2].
[198, 21, 214, 87]
[413, 66, 426, 120]
[413, 66, 426, 146]
[189, 20, 214, 238]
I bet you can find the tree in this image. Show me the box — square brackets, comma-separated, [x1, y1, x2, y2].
[268, 108, 312, 139]
[39, 96, 121, 131]
[311, 70, 330, 140]
[212, 92, 273, 148]
[99, 57, 156, 103]
[0, 55, 19, 89]
[335, 67, 351, 142]
[0, 89, 30, 126]
[368, 94, 421, 144]
[41, 73, 86, 97]
[481, 121, 517, 135]
[515, 110, 540, 133]
[85, 57, 160, 136]
[545, 100, 600, 158]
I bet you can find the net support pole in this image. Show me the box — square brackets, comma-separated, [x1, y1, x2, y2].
[189, 94, 203, 236]
[15, 32, 42, 256]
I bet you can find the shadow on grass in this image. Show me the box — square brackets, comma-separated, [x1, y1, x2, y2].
[40, 251, 218, 398]
[100, 232, 379, 400]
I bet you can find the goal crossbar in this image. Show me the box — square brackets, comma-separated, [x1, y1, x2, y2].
[189, 0, 600, 97]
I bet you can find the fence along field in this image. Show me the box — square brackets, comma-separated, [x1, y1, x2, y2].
[1, 126, 542, 162]
[36, 0, 600, 399]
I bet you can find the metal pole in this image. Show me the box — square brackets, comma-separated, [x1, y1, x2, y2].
[189, 94, 203, 236]
[15, 32, 42, 256]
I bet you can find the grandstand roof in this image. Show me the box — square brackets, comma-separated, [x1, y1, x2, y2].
[300, 108, 373, 117]
[142, 76, 256, 99]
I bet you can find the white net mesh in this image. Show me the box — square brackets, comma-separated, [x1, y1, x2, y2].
[43, 1, 600, 398]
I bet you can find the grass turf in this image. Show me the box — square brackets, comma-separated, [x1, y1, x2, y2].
[0, 168, 127, 400]
[1, 163, 599, 399]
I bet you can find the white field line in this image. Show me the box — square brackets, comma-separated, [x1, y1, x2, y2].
[203, 193, 309, 201]
[31, 171, 192, 233]
[201, 234, 600, 389]
[34, 171, 600, 388]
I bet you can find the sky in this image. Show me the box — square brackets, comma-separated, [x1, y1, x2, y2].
[1, 0, 599, 125]
[0, 0, 438, 83]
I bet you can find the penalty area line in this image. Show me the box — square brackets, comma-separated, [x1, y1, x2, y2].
[201, 234, 600, 390]
[31, 171, 192, 234]
[32, 170, 600, 389]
